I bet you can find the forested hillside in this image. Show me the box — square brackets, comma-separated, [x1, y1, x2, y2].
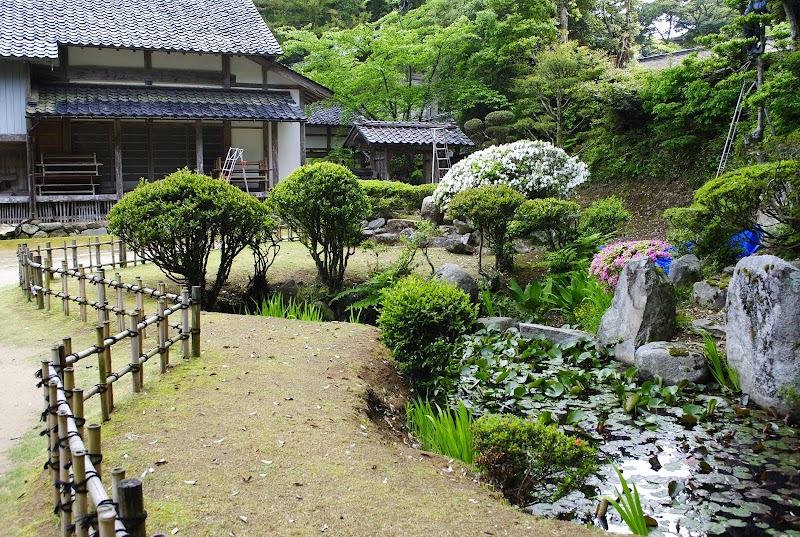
[259, 0, 800, 186]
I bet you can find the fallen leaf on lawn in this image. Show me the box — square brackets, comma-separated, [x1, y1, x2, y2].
[239, 515, 248, 523]
[171, 528, 179, 535]
[321, 524, 329, 532]
[183, 480, 197, 485]
[155, 459, 168, 466]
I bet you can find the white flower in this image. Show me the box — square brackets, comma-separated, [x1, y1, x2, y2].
[432, 140, 589, 208]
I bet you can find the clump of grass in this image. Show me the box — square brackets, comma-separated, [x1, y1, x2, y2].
[406, 399, 474, 465]
[248, 294, 324, 322]
[700, 330, 740, 392]
[603, 464, 650, 536]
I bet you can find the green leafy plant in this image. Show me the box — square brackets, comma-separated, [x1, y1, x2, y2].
[269, 162, 371, 292]
[510, 197, 581, 251]
[108, 168, 277, 309]
[449, 184, 526, 273]
[541, 232, 610, 273]
[508, 278, 552, 323]
[603, 463, 651, 536]
[378, 276, 478, 396]
[248, 294, 324, 322]
[472, 413, 598, 504]
[700, 330, 740, 392]
[406, 399, 474, 464]
[578, 196, 632, 237]
[358, 180, 437, 216]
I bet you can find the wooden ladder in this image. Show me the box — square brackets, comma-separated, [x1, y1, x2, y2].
[432, 128, 451, 182]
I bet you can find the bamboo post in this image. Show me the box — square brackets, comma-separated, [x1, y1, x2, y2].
[63, 367, 74, 409]
[45, 241, 53, 274]
[73, 387, 84, 439]
[41, 359, 57, 507]
[63, 336, 72, 356]
[157, 297, 168, 373]
[86, 423, 102, 479]
[87, 238, 93, 269]
[61, 260, 69, 316]
[117, 478, 147, 537]
[44, 256, 51, 311]
[110, 236, 116, 269]
[57, 409, 73, 537]
[116, 272, 125, 333]
[181, 288, 190, 359]
[136, 277, 146, 339]
[62, 240, 68, 270]
[191, 286, 201, 358]
[47, 380, 61, 508]
[73, 449, 89, 537]
[130, 310, 142, 393]
[17, 244, 23, 287]
[96, 504, 116, 537]
[79, 265, 88, 322]
[103, 320, 114, 412]
[96, 326, 110, 421]
[33, 255, 44, 309]
[119, 239, 128, 268]
[71, 239, 78, 270]
[111, 467, 126, 505]
[97, 268, 106, 325]
[94, 237, 101, 269]
[22, 246, 31, 301]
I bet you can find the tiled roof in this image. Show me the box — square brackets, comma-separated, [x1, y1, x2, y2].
[0, 0, 283, 59]
[306, 104, 360, 126]
[28, 84, 305, 121]
[351, 121, 474, 146]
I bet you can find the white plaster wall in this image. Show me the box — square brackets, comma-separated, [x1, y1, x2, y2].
[265, 70, 293, 86]
[277, 122, 302, 181]
[231, 127, 264, 162]
[151, 51, 220, 71]
[69, 47, 144, 67]
[231, 56, 263, 85]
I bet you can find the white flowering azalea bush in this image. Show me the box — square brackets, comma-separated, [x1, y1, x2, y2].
[433, 140, 590, 209]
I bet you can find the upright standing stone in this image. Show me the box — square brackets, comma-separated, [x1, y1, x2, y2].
[669, 254, 702, 286]
[726, 255, 800, 416]
[420, 196, 443, 225]
[597, 258, 677, 365]
[433, 263, 479, 303]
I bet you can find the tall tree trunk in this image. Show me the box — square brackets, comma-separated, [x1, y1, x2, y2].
[558, 0, 570, 43]
[784, 0, 800, 42]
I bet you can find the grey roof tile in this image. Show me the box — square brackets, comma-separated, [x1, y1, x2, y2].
[28, 83, 305, 121]
[306, 103, 360, 126]
[353, 121, 473, 146]
[0, 0, 282, 59]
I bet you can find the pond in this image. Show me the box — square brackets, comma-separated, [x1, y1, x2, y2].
[453, 330, 800, 536]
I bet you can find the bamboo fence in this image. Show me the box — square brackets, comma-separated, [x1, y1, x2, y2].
[18, 246, 202, 537]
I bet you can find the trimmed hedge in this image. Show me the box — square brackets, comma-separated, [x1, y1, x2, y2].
[359, 180, 437, 217]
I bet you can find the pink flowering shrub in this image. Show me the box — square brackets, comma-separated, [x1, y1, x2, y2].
[589, 240, 673, 289]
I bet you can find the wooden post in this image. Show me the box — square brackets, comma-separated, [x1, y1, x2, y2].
[117, 478, 147, 537]
[96, 504, 116, 537]
[62, 240, 68, 270]
[22, 246, 31, 301]
[61, 260, 69, 316]
[94, 238, 102, 269]
[157, 296, 168, 373]
[73, 387, 84, 439]
[33, 255, 44, 309]
[130, 310, 142, 393]
[72, 449, 89, 537]
[103, 320, 114, 412]
[45, 241, 52, 270]
[44, 256, 51, 311]
[96, 326, 110, 421]
[79, 265, 87, 322]
[97, 268, 106, 325]
[191, 285, 201, 358]
[63, 367, 74, 409]
[116, 272, 125, 333]
[271, 121, 279, 185]
[195, 121, 204, 174]
[114, 120, 124, 200]
[47, 380, 61, 508]
[57, 409, 73, 537]
[41, 359, 57, 507]
[109, 236, 116, 268]
[181, 288, 190, 359]
[111, 467, 126, 505]
[63, 336, 72, 356]
[71, 240, 78, 269]
[118, 239, 127, 268]
[86, 423, 102, 479]
[136, 277, 146, 339]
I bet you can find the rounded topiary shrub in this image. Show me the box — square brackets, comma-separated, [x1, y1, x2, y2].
[269, 162, 371, 292]
[510, 197, 581, 251]
[432, 140, 589, 208]
[578, 196, 632, 237]
[378, 275, 478, 395]
[472, 413, 598, 504]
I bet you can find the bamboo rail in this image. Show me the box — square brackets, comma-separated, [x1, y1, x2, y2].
[19, 248, 202, 537]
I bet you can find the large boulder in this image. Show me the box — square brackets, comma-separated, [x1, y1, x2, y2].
[0, 224, 16, 239]
[420, 196, 443, 225]
[597, 258, 677, 365]
[385, 219, 416, 233]
[726, 255, 800, 416]
[476, 317, 518, 332]
[433, 263, 479, 303]
[693, 280, 727, 310]
[635, 342, 707, 385]
[38, 222, 64, 232]
[669, 254, 702, 287]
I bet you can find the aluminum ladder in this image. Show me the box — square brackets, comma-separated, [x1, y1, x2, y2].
[432, 128, 451, 182]
[717, 81, 756, 178]
[221, 147, 250, 194]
